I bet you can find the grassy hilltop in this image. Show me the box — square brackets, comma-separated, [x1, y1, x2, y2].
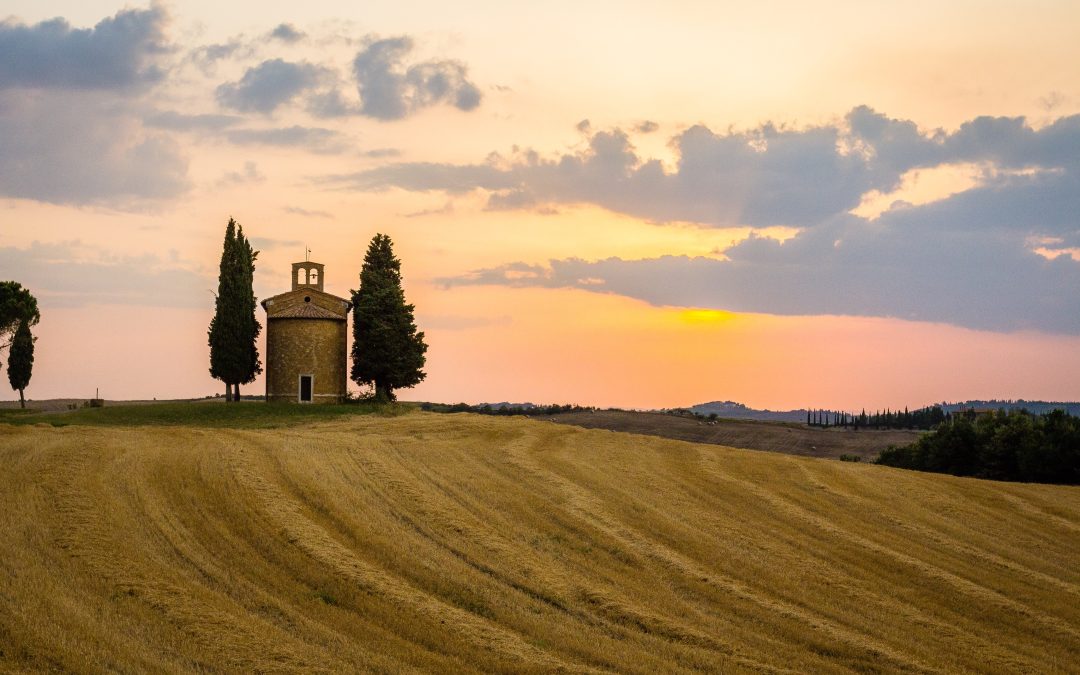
[1, 410, 1078, 672]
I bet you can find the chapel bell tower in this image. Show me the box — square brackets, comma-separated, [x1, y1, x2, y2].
[292, 261, 325, 292]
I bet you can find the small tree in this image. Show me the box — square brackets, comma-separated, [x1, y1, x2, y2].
[351, 234, 427, 402]
[1, 281, 39, 385]
[1, 280, 40, 356]
[7, 319, 34, 408]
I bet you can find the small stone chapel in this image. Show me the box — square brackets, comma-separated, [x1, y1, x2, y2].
[261, 261, 351, 403]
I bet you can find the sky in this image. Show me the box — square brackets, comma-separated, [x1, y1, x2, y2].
[2, 0, 1080, 410]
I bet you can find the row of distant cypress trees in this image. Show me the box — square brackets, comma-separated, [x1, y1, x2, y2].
[207, 221, 427, 403]
[207, 218, 261, 401]
[807, 405, 947, 430]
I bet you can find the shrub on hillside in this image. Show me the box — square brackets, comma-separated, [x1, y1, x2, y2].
[875, 409, 1080, 484]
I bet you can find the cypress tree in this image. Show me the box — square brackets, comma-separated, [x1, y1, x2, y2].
[351, 234, 428, 402]
[208, 218, 245, 401]
[7, 318, 34, 408]
[208, 219, 262, 402]
[234, 225, 262, 400]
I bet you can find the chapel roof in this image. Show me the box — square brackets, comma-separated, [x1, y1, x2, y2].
[267, 302, 345, 320]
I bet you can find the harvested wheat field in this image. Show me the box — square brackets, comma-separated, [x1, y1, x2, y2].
[1, 412, 1078, 673]
[534, 409, 923, 460]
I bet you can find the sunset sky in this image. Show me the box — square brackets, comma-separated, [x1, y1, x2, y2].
[2, 0, 1080, 410]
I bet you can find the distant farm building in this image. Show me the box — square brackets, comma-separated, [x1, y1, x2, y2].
[261, 261, 350, 403]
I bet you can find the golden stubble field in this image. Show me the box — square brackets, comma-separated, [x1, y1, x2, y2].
[1, 412, 1078, 673]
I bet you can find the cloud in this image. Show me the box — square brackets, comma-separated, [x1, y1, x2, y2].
[305, 88, 362, 117]
[634, 120, 659, 134]
[323, 161, 513, 192]
[0, 6, 191, 207]
[361, 147, 401, 158]
[351, 36, 482, 120]
[250, 236, 303, 250]
[0, 241, 209, 309]
[0, 90, 190, 206]
[0, 6, 170, 90]
[224, 125, 347, 153]
[216, 58, 328, 113]
[440, 212, 1080, 335]
[216, 161, 264, 187]
[270, 23, 305, 43]
[404, 107, 1080, 335]
[187, 39, 249, 75]
[282, 206, 333, 219]
[403, 201, 454, 218]
[330, 107, 1080, 231]
[143, 110, 242, 131]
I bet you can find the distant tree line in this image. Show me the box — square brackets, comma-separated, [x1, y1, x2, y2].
[876, 409, 1080, 484]
[420, 402, 595, 416]
[940, 400, 1080, 417]
[665, 408, 722, 423]
[806, 405, 947, 430]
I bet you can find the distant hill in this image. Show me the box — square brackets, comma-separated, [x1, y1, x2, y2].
[686, 399, 1080, 422]
[686, 401, 808, 422]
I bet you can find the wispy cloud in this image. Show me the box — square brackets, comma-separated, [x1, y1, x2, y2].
[224, 125, 348, 153]
[216, 161, 265, 187]
[144, 110, 242, 131]
[282, 206, 334, 219]
[0, 241, 209, 309]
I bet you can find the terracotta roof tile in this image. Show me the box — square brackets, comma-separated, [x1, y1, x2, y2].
[268, 303, 345, 320]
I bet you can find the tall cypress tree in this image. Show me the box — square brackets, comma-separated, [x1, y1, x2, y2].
[234, 225, 262, 401]
[208, 219, 244, 401]
[208, 219, 262, 402]
[7, 318, 34, 408]
[351, 234, 427, 402]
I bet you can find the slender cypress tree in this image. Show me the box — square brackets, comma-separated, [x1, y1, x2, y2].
[351, 234, 427, 402]
[208, 219, 244, 401]
[7, 318, 34, 408]
[234, 225, 262, 401]
[208, 219, 262, 402]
